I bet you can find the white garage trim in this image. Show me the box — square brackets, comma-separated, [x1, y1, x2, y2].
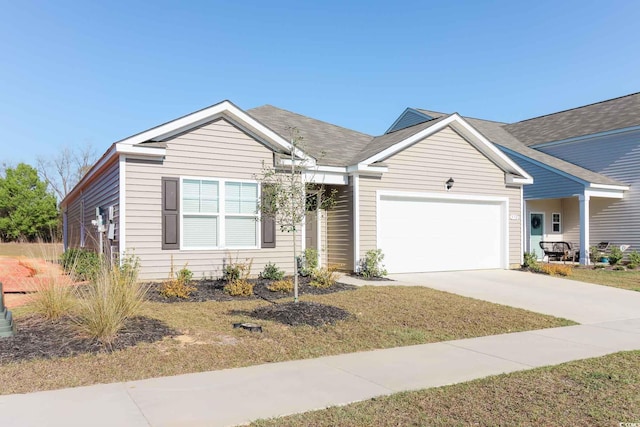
[376, 190, 510, 272]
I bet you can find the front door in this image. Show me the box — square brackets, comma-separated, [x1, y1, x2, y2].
[530, 213, 544, 260]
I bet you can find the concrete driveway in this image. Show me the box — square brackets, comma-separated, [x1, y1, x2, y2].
[383, 269, 640, 324]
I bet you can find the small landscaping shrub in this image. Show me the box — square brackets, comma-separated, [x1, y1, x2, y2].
[589, 246, 601, 264]
[539, 264, 572, 276]
[593, 264, 606, 269]
[260, 262, 285, 281]
[627, 263, 637, 270]
[627, 250, 640, 266]
[299, 249, 318, 276]
[223, 255, 253, 282]
[73, 255, 148, 345]
[613, 265, 626, 271]
[522, 252, 538, 269]
[608, 246, 623, 266]
[60, 248, 101, 281]
[267, 278, 294, 293]
[160, 258, 196, 299]
[223, 279, 254, 297]
[311, 265, 338, 288]
[360, 249, 387, 278]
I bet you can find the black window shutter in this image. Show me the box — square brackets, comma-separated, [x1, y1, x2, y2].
[261, 184, 276, 248]
[162, 177, 180, 250]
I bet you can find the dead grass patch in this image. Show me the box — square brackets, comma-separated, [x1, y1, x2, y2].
[0, 286, 573, 394]
[0, 243, 62, 258]
[253, 351, 640, 426]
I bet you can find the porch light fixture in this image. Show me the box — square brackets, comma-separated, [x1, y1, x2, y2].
[445, 177, 455, 191]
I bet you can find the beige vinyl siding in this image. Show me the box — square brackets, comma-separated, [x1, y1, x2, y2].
[64, 159, 120, 255]
[125, 118, 299, 280]
[539, 130, 640, 253]
[359, 126, 522, 266]
[562, 197, 580, 244]
[326, 182, 353, 269]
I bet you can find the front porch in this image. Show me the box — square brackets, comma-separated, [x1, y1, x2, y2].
[525, 189, 626, 264]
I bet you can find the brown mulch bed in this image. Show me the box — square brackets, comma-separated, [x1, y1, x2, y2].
[250, 301, 352, 327]
[146, 276, 357, 303]
[0, 315, 178, 363]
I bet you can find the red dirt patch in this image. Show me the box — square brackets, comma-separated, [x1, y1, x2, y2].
[0, 257, 73, 308]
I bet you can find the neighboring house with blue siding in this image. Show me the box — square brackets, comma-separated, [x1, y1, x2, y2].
[390, 92, 639, 264]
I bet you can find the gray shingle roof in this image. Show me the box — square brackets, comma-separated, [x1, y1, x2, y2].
[503, 92, 640, 147]
[248, 105, 373, 167]
[464, 117, 627, 186]
[417, 108, 625, 186]
[350, 115, 451, 164]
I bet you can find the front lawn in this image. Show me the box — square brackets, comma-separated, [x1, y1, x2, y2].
[569, 268, 640, 291]
[253, 350, 640, 426]
[0, 286, 573, 394]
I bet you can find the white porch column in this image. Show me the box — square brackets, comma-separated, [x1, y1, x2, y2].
[579, 194, 590, 265]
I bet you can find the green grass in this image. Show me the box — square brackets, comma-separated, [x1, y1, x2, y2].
[0, 286, 573, 394]
[253, 350, 640, 426]
[569, 268, 640, 291]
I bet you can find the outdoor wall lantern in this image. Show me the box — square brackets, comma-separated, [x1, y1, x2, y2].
[445, 177, 455, 191]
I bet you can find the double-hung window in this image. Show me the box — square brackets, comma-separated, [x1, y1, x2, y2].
[183, 179, 219, 248]
[181, 178, 258, 249]
[225, 182, 259, 247]
[551, 212, 561, 233]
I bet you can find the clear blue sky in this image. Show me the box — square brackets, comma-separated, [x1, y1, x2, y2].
[2, 0, 639, 167]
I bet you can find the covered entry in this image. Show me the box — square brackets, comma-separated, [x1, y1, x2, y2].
[377, 192, 508, 273]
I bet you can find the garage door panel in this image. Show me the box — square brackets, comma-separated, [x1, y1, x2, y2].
[378, 195, 505, 273]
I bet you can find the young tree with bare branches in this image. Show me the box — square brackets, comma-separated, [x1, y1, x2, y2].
[37, 144, 97, 201]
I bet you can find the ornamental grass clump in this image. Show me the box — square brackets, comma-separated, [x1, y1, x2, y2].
[73, 255, 148, 345]
[26, 241, 77, 320]
[29, 274, 76, 320]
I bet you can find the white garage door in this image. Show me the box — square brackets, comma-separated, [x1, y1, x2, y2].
[378, 194, 506, 273]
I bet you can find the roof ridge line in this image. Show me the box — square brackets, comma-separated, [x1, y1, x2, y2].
[252, 104, 374, 138]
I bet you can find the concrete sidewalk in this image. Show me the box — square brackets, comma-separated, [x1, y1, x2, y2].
[2, 270, 640, 426]
[2, 317, 640, 427]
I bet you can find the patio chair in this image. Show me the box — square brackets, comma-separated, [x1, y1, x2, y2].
[539, 241, 578, 263]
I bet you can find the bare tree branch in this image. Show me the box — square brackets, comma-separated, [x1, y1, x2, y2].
[37, 144, 97, 201]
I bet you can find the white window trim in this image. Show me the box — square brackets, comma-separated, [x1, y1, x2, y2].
[180, 176, 261, 250]
[551, 212, 561, 233]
